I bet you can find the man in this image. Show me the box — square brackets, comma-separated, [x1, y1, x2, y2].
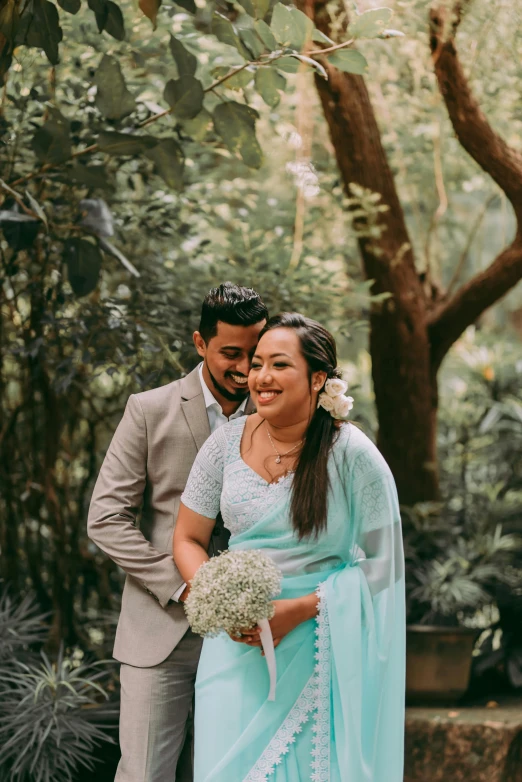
[87, 283, 268, 782]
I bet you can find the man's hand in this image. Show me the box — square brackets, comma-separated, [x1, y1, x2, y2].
[230, 593, 318, 649]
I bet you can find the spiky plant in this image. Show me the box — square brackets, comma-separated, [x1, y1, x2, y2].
[0, 646, 117, 782]
[0, 591, 48, 662]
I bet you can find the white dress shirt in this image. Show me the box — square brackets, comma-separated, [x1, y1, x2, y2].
[171, 364, 248, 601]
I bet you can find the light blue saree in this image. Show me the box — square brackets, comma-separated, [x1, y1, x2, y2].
[181, 417, 405, 781]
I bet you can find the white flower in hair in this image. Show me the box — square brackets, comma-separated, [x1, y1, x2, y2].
[333, 395, 354, 420]
[317, 394, 336, 413]
[324, 378, 348, 398]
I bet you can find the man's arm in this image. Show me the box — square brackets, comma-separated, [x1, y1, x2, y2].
[87, 394, 185, 608]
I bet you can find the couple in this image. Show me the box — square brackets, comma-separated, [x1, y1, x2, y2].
[88, 282, 405, 782]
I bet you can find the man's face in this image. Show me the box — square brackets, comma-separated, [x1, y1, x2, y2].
[194, 320, 266, 404]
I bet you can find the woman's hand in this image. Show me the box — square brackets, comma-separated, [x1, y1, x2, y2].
[230, 593, 318, 649]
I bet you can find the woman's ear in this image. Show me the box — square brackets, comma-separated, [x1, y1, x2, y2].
[312, 371, 327, 392]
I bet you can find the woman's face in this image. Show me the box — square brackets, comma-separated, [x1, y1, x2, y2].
[249, 328, 325, 425]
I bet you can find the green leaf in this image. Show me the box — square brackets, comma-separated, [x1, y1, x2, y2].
[326, 48, 368, 74]
[213, 101, 262, 169]
[169, 35, 197, 78]
[31, 110, 71, 164]
[0, 0, 22, 39]
[254, 67, 285, 107]
[212, 66, 254, 91]
[238, 0, 255, 17]
[311, 28, 334, 46]
[94, 55, 136, 121]
[87, 0, 125, 40]
[98, 131, 157, 156]
[254, 20, 276, 51]
[24, 0, 63, 65]
[104, 0, 125, 40]
[139, 0, 161, 29]
[276, 55, 300, 73]
[238, 27, 265, 59]
[145, 139, 185, 190]
[163, 76, 204, 120]
[270, 3, 312, 51]
[254, 0, 270, 20]
[179, 109, 212, 141]
[57, 0, 81, 14]
[87, 0, 106, 30]
[68, 163, 114, 191]
[237, 0, 270, 18]
[212, 13, 243, 53]
[173, 0, 195, 12]
[64, 238, 102, 297]
[349, 7, 393, 39]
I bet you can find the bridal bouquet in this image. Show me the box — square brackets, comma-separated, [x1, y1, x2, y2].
[184, 549, 282, 700]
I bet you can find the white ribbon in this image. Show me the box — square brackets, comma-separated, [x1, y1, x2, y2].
[258, 617, 277, 701]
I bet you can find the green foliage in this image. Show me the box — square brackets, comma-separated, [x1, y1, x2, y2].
[0, 649, 116, 782]
[0, 592, 48, 662]
[404, 330, 522, 628]
[404, 507, 521, 626]
[0, 591, 117, 782]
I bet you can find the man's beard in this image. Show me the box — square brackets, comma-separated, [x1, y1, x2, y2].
[207, 364, 249, 403]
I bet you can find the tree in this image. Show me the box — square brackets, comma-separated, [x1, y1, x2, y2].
[298, 0, 522, 503]
[1, 0, 520, 508]
[0, 0, 378, 645]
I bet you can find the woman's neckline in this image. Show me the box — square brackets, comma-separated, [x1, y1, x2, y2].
[235, 416, 295, 487]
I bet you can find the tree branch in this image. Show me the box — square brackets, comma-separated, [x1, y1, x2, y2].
[428, 237, 522, 371]
[428, 3, 522, 368]
[430, 5, 522, 208]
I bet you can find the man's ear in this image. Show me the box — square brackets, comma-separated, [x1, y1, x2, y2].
[193, 331, 206, 359]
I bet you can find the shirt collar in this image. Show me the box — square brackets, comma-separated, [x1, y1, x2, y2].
[198, 363, 248, 416]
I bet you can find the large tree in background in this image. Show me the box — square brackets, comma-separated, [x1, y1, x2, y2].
[301, 0, 522, 503]
[1, 0, 521, 512]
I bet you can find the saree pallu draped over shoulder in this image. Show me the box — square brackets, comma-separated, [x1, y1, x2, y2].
[181, 419, 406, 782]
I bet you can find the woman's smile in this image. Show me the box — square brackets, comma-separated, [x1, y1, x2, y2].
[256, 389, 282, 405]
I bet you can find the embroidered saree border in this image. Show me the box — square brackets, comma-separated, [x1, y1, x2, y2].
[243, 582, 332, 782]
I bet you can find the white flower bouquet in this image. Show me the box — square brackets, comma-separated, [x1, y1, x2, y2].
[184, 549, 282, 700]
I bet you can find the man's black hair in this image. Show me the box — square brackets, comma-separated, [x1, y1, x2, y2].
[198, 282, 268, 343]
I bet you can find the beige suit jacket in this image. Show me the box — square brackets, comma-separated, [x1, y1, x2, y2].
[88, 366, 238, 667]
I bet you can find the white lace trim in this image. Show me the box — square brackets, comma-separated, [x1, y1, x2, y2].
[243, 674, 317, 782]
[311, 582, 331, 781]
[243, 583, 331, 782]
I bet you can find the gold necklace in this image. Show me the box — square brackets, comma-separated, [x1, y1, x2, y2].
[264, 421, 302, 465]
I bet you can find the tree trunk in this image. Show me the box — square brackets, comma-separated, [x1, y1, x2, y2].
[300, 0, 522, 504]
[308, 0, 439, 503]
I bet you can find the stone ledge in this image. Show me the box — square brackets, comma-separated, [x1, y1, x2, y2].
[405, 702, 522, 782]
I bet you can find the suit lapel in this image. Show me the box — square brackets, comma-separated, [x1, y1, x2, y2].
[180, 368, 211, 451]
[180, 365, 256, 450]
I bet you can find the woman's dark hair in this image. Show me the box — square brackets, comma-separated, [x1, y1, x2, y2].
[258, 313, 342, 539]
[199, 282, 268, 343]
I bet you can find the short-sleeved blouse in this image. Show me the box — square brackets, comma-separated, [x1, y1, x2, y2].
[181, 417, 294, 538]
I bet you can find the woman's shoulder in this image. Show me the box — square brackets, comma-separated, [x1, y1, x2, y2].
[208, 415, 247, 451]
[333, 423, 391, 478]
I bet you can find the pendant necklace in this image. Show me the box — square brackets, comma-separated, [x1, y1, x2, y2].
[264, 421, 302, 465]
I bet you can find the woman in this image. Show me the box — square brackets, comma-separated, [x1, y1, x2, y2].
[173, 313, 405, 782]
